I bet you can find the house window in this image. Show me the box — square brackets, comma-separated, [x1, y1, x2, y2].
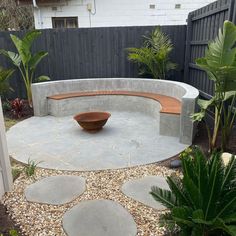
[175, 4, 181, 9]
[52, 17, 78, 28]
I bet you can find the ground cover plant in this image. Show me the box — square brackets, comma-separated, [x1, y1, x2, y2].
[127, 27, 177, 79]
[192, 20, 236, 152]
[151, 146, 236, 236]
[0, 30, 50, 106]
[24, 158, 40, 178]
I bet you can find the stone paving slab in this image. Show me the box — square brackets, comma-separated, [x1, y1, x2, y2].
[121, 176, 170, 210]
[25, 175, 86, 205]
[62, 199, 137, 236]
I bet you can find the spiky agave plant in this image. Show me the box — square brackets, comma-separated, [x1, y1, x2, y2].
[127, 27, 177, 80]
[150, 147, 236, 236]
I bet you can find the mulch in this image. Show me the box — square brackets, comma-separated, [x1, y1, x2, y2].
[0, 115, 235, 235]
[0, 204, 22, 236]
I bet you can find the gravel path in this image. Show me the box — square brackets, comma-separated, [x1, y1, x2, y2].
[1, 163, 179, 236]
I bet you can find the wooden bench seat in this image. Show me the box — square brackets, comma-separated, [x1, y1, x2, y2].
[47, 90, 181, 115]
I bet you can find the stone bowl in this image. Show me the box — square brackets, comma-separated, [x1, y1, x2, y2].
[73, 111, 111, 131]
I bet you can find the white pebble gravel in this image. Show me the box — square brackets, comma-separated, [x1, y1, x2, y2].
[2, 163, 180, 236]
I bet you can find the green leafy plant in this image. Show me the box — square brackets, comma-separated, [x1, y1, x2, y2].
[191, 21, 236, 152]
[0, 229, 19, 236]
[127, 27, 177, 79]
[24, 158, 40, 177]
[150, 146, 236, 236]
[0, 67, 14, 98]
[0, 30, 50, 106]
[2, 100, 11, 113]
[12, 167, 22, 182]
[9, 229, 19, 236]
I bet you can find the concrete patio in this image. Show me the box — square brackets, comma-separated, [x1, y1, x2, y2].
[6, 111, 187, 171]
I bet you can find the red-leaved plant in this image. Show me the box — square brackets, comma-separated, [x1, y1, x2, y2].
[11, 98, 24, 118]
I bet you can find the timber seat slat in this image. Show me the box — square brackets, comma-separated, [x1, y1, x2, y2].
[47, 90, 181, 115]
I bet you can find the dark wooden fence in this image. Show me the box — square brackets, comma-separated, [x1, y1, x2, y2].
[184, 0, 236, 99]
[0, 25, 186, 98]
[2, 0, 236, 99]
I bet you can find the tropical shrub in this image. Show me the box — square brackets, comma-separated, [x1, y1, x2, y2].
[127, 27, 177, 80]
[150, 147, 236, 236]
[0, 67, 14, 98]
[0, 30, 50, 106]
[191, 21, 236, 152]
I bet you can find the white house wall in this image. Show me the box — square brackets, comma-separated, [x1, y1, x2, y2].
[34, 0, 215, 29]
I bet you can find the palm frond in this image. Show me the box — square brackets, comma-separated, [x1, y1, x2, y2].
[150, 186, 176, 209]
[127, 27, 176, 79]
[0, 67, 14, 96]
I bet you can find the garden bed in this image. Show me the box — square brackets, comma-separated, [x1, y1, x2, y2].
[1, 116, 235, 236]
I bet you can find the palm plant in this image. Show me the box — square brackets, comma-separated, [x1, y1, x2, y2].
[191, 21, 236, 152]
[150, 147, 236, 236]
[0, 30, 50, 106]
[127, 27, 177, 80]
[0, 66, 14, 98]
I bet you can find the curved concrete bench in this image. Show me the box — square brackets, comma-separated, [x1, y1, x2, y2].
[47, 91, 181, 114]
[31, 78, 199, 144]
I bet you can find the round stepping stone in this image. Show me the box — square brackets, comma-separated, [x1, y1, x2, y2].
[62, 199, 137, 236]
[25, 175, 86, 205]
[121, 176, 169, 210]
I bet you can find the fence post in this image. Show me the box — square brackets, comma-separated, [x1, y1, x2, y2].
[229, 0, 236, 23]
[183, 13, 193, 83]
[0, 98, 13, 199]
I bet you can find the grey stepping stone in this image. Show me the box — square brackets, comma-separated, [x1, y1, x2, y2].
[170, 159, 181, 168]
[121, 176, 169, 210]
[62, 199, 137, 236]
[25, 175, 86, 205]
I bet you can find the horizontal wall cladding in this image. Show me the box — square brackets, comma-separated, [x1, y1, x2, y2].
[34, 0, 215, 29]
[0, 25, 186, 98]
[184, 0, 232, 97]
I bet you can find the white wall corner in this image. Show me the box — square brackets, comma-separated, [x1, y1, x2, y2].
[0, 98, 13, 199]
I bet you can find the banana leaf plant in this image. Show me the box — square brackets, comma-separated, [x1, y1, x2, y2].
[0, 30, 50, 106]
[150, 147, 236, 236]
[0, 66, 14, 98]
[191, 21, 236, 152]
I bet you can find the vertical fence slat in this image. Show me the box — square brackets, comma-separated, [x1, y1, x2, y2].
[184, 14, 193, 83]
[184, 0, 232, 98]
[0, 25, 187, 98]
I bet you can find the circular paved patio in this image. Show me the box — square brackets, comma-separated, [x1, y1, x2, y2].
[7, 112, 187, 171]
